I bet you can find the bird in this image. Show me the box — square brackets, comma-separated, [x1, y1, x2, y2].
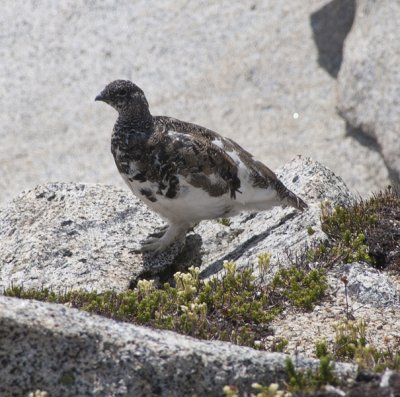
[95, 80, 307, 252]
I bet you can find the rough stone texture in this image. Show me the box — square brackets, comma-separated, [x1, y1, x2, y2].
[0, 183, 180, 293]
[335, 262, 400, 308]
[0, 295, 358, 397]
[269, 268, 400, 359]
[337, 0, 400, 184]
[0, 0, 390, 207]
[0, 157, 350, 292]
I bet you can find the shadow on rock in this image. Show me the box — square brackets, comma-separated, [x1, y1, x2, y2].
[200, 211, 297, 279]
[310, 0, 355, 78]
[130, 233, 203, 288]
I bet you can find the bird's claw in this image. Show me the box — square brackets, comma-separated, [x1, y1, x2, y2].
[147, 225, 169, 239]
[140, 239, 167, 253]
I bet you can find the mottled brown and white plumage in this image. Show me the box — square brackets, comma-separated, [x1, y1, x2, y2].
[95, 80, 307, 252]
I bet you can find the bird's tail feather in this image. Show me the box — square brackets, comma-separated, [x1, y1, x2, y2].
[274, 179, 308, 211]
[284, 189, 308, 211]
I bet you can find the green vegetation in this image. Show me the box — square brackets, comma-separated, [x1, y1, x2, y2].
[319, 188, 400, 269]
[270, 337, 288, 353]
[5, 264, 273, 347]
[320, 202, 374, 264]
[313, 321, 400, 373]
[217, 217, 232, 227]
[334, 319, 368, 360]
[5, 259, 327, 349]
[60, 372, 75, 386]
[285, 356, 337, 392]
[271, 267, 327, 310]
[314, 340, 329, 359]
[225, 355, 336, 396]
[307, 226, 315, 236]
[257, 252, 272, 273]
[218, 189, 400, 394]
[331, 320, 400, 372]
[223, 322, 400, 396]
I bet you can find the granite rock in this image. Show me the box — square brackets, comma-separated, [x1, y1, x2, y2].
[337, 0, 400, 184]
[0, 182, 178, 293]
[334, 262, 400, 308]
[0, 295, 358, 397]
[0, 0, 390, 207]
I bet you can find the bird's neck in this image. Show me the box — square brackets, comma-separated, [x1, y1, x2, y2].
[116, 106, 154, 134]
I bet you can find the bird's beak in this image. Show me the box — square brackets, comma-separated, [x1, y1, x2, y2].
[95, 90, 110, 102]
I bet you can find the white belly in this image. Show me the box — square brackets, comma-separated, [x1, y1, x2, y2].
[121, 173, 233, 224]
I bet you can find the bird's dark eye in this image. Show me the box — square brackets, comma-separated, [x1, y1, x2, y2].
[117, 89, 128, 97]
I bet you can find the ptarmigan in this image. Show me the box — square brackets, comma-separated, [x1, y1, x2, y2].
[95, 80, 307, 252]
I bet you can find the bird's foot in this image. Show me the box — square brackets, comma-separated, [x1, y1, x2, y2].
[140, 225, 169, 251]
[147, 224, 169, 239]
[140, 223, 188, 253]
[140, 239, 170, 253]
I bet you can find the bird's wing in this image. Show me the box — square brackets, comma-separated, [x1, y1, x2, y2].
[153, 117, 307, 210]
[157, 116, 279, 186]
[146, 119, 241, 199]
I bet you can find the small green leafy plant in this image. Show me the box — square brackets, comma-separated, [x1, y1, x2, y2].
[332, 320, 400, 371]
[320, 188, 400, 269]
[271, 337, 288, 353]
[217, 217, 232, 227]
[285, 356, 337, 392]
[271, 267, 327, 310]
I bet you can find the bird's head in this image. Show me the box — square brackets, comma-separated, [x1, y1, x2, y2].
[95, 80, 149, 115]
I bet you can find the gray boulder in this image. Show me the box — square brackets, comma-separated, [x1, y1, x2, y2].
[0, 295, 358, 397]
[0, 183, 177, 293]
[334, 262, 400, 308]
[0, 157, 351, 292]
[337, 0, 400, 184]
